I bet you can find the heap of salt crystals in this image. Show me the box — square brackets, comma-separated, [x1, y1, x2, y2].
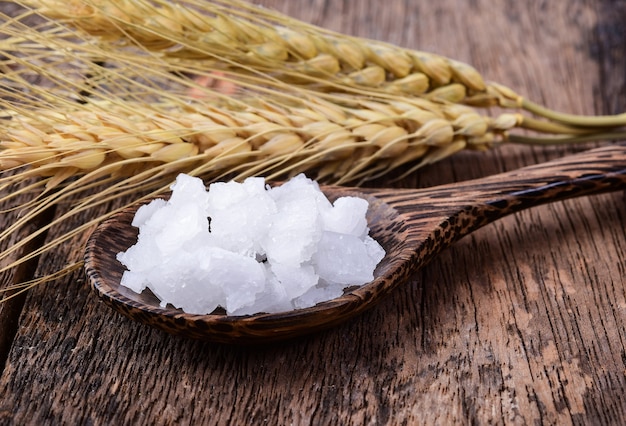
[117, 174, 385, 315]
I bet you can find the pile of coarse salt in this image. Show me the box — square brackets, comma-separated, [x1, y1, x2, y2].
[116, 173, 385, 316]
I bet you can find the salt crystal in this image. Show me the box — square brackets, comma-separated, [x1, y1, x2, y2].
[202, 246, 266, 314]
[312, 231, 384, 285]
[321, 196, 369, 237]
[152, 203, 208, 253]
[131, 198, 167, 228]
[268, 261, 319, 300]
[116, 173, 386, 315]
[207, 178, 276, 256]
[293, 282, 345, 310]
[236, 266, 292, 315]
[264, 195, 321, 265]
[168, 172, 210, 208]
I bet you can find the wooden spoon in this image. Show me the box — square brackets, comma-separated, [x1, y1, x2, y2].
[84, 144, 626, 344]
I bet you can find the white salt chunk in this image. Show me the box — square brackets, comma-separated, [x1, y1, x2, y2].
[207, 178, 276, 256]
[312, 231, 383, 285]
[292, 282, 346, 310]
[264, 195, 321, 265]
[269, 261, 319, 300]
[153, 202, 208, 254]
[321, 196, 369, 237]
[116, 173, 386, 315]
[131, 198, 167, 228]
[168, 173, 210, 208]
[203, 247, 266, 314]
[264, 175, 325, 265]
[236, 267, 293, 316]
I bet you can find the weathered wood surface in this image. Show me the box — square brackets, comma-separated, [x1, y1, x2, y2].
[1, 0, 625, 424]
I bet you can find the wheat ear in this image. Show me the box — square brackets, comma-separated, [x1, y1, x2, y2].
[0, 98, 505, 185]
[29, 0, 483, 97]
[26, 0, 626, 129]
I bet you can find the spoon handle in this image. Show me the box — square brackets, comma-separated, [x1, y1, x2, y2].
[390, 143, 625, 211]
[366, 143, 626, 247]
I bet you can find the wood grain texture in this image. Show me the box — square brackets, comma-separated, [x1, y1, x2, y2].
[1, 0, 626, 424]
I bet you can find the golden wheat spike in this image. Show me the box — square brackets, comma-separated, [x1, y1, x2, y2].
[0, 97, 508, 185]
[27, 0, 488, 97]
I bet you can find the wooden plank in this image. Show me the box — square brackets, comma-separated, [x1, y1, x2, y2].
[1, 0, 625, 424]
[0, 199, 55, 369]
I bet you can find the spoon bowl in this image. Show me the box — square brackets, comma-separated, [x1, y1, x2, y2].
[84, 144, 626, 343]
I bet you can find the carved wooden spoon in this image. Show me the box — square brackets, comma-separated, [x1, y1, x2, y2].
[84, 144, 626, 344]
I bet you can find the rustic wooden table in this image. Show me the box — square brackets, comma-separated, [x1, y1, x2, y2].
[1, 0, 625, 424]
